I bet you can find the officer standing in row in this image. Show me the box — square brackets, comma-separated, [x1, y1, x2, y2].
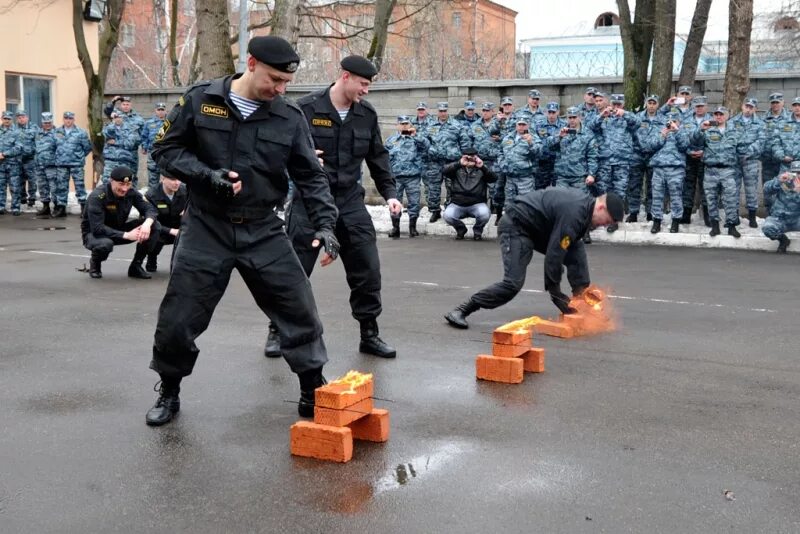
[54, 111, 92, 217]
[762, 92, 790, 211]
[547, 106, 598, 195]
[444, 188, 624, 329]
[0, 111, 22, 215]
[536, 102, 566, 189]
[426, 101, 471, 223]
[470, 102, 503, 216]
[501, 117, 541, 201]
[682, 97, 711, 225]
[34, 112, 58, 218]
[729, 97, 765, 228]
[146, 35, 340, 426]
[102, 111, 141, 184]
[142, 103, 168, 188]
[384, 115, 428, 238]
[14, 110, 39, 209]
[138, 171, 188, 273]
[280, 54, 403, 360]
[80, 165, 159, 279]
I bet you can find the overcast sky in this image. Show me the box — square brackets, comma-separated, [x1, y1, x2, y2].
[495, 0, 789, 43]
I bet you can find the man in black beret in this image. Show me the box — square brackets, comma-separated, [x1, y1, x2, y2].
[80, 165, 159, 280]
[146, 35, 339, 426]
[444, 189, 623, 329]
[273, 54, 403, 360]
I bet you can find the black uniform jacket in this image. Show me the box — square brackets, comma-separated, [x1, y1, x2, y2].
[145, 183, 188, 239]
[81, 182, 158, 240]
[296, 85, 397, 202]
[442, 162, 497, 206]
[151, 74, 337, 230]
[504, 188, 594, 292]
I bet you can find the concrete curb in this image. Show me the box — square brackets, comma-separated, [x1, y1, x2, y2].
[366, 205, 799, 254]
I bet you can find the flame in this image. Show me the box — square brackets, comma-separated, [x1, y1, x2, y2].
[330, 370, 373, 393]
[499, 315, 542, 334]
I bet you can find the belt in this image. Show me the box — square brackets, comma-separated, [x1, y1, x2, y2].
[706, 164, 732, 168]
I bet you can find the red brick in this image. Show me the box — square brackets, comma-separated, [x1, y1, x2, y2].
[491, 341, 530, 358]
[315, 379, 374, 410]
[521, 348, 545, 373]
[560, 313, 586, 336]
[532, 320, 574, 339]
[492, 327, 532, 346]
[290, 421, 353, 463]
[314, 397, 373, 427]
[348, 408, 390, 442]
[475, 354, 524, 384]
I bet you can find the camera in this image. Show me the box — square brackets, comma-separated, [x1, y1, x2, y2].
[521, 129, 529, 135]
[708, 120, 718, 127]
[666, 120, 675, 128]
[401, 130, 413, 135]
[675, 97, 686, 105]
[566, 128, 577, 134]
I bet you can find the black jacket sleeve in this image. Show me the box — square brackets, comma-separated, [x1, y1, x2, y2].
[543, 212, 587, 293]
[132, 190, 158, 223]
[481, 166, 498, 183]
[151, 90, 214, 188]
[289, 115, 338, 233]
[86, 195, 123, 240]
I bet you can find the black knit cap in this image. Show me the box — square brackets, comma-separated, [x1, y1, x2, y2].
[462, 147, 478, 156]
[247, 36, 300, 73]
[110, 165, 135, 183]
[340, 55, 378, 80]
[605, 192, 625, 222]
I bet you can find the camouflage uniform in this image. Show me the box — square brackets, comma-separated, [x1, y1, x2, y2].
[0, 116, 22, 213]
[469, 115, 503, 209]
[13, 116, 39, 208]
[729, 107, 765, 215]
[682, 109, 712, 220]
[589, 108, 640, 200]
[54, 122, 92, 208]
[691, 120, 748, 227]
[34, 122, 58, 208]
[761, 164, 800, 247]
[769, 112, 800, 215]
[547, 126, 598, 194]
[501, 127, 541, 201]
[384, 130, 430, 218]
[410, 109, 436, 207]
[101, 123, 142, 185]
[142, 115, 165, 188]
[630, 110, 662, 217]
[639, 123, 690, 221]
[535, 109, 566, 189]
[427, 116, 471, 214]
[762, 106, 790, 187]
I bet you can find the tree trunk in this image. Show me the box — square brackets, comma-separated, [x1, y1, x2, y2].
[366, 0, 398, 72]
[71, 0, 125, 185]
[618, 0, 656, 110]
[678, 0, 713, 87]
[195, 0, 235, 79]
[723, 0, 753, 110]
[271, 0, 303, 47]
[651, 0, 676, 103]
[169, 0, 182, 86]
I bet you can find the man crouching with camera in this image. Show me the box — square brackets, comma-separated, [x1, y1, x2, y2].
[762, 160, 800, 253]
[441, 147, 497, 240]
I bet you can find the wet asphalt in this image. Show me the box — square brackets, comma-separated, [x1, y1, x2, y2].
[1, 212, 799, 533]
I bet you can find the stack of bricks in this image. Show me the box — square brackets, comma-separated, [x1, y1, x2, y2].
[475, 324, 546, 384]
[290, 373, 389, 463]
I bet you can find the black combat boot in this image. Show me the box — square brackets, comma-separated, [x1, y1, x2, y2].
[606, 222, 619, 233]
[359, 319, 397, 358]
[650, 219, 661, 234]
[702, 205, 710, 227]
[145, 256, 158, 272]
[264, 323, 281, 358]
[444, 299, 480, 329]
[388, 216, 401, 238]
[494, 206, 503, 226]
[145, 378, 181, 426]
[748, 209, 758, 228]
[777, 234, 791, 254]
[35, 202, 51, 218]
[709, 220, 721, 236]
[89, 253, 103, 279]
[128, 247, 152, 279]
[646, 212, 653, 222]
[679, 209, 692, 224]
[670, 219, 680, 233]
[455, 225, 467, 240]
[727, 224, 741, 238]
[625, 212, 638, 223]
[298, 367, 327, 418]
[429, 209, 441, 223]
[583, 232, 592, 244]
[52, 205, 66, 218]
[79, 201, 86, 216]
[409, 216, 419, 237]
[473, 231, 483, 241]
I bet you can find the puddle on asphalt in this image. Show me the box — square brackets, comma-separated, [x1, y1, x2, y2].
[373, 441, 473, 494]
[21, 389, 120, 414]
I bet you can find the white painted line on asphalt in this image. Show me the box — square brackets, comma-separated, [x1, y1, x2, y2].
[402, 281, 777, 314]
[29, 250, 130, 263]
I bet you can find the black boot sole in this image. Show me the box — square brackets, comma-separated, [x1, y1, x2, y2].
[359, 343, 397, 358]
[444, 312, 468, 329]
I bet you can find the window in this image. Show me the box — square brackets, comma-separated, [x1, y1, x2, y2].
[4, 74, 53, 123]
[452, 12, 461, 29]
[121, 22, 135, 47]
[594, 12, 620, 28]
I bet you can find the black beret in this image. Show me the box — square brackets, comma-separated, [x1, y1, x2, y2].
[340, 55, 378, 80]
[605, 192, 625, 222]
[248, 36, 300, 73]
[110, 165, 135, 183]
[462, 147, 478, 156]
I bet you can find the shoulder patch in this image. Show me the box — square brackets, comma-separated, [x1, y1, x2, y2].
[178, 96, 185, 106]
[312, 118, 333, 127]
[560, 235, 571, 250]
[200, 104, 229, 118]
[154, 119, 171, 142]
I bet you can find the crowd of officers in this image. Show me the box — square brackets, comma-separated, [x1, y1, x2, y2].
[0, 97, 166, 218]
[385, 86, 800, 252]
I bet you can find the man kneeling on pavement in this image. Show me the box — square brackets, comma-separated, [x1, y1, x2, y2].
[442, 147, 497, 240]
[140, 171, 187, 272]
[81, 165, 159, 279]
[762, 160, 800, 254]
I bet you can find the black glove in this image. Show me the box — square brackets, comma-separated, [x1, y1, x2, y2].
[550, 290, 578, 315]
[208, 168, 235, 199]
[313, 229, 340, 260]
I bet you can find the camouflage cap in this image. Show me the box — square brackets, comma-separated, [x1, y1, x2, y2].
[645, 94, 659, 103]
[566, 106, 580, 117]
[769, 92, 784, 103]
[610, 94, 625, 104]
[585, 86, 597, 95]
[500, 96, 514, 105]
[793, 96, 800, 105]
[593, 91, 607, 99]
[155, 102, 166, 109]
[396, 115, 411, 123]
[63, 111, 75, 118]
[15, 110, 27, 117]
[437, 102, 449, 111]
[790, 160, 800, 173]
[693, 96, 708, 106]
[546, 102, 560, 112]
[713, 106, 729, 114]
[41, 112, 53, 122]
[515, 117, 529, 125]
[744, 97, 758, 107]
[481, 102, 495, 111]
[528, 89, 541, 98]
[678, 85, 692, 95]
[1, 111, 12, 119]
[464, 100, 476, 110]
[416, 101, 427, 109]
